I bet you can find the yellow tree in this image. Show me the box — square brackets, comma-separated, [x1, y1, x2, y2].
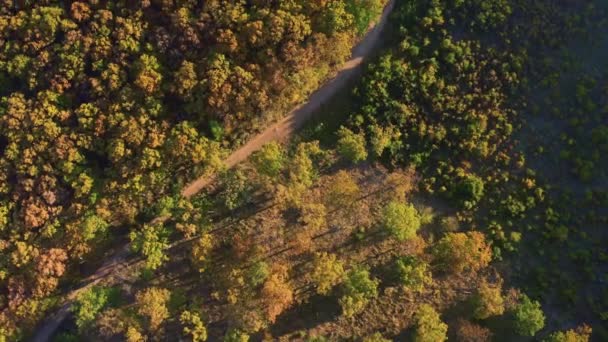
[135, 287, 171, 332]
[310, 252, 345, 295]
[433, 231, 492, 273]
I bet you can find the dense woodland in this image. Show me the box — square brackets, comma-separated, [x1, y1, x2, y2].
[1, 0, 607, 341]
[0, 0, 386, 339]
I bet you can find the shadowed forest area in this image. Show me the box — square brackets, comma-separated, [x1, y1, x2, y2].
[1, 0, 607, 341]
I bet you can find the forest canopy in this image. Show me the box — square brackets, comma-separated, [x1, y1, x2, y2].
[0, 0, 386, 339]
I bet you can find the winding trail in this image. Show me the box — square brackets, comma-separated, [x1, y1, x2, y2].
[31, 1, 395, 341]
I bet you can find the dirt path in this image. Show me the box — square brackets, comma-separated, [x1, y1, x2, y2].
[31, 2, 395, 340]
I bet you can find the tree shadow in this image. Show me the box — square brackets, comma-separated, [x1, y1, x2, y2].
[269, 293, 341, 337]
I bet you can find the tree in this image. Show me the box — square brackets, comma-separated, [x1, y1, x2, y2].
[135, 287, 171, 332]
[433, 232, 492, 273]
[393, 256, 431, 292]
[336, 126, 368, 163]
[325, 170, 360, 209]
[311, 252, 346, 295]
[180, 310, 207, 342]
[454, 319, 492, 342]
[73, 286, 117, 330]
[251, 142, 285, 180]
[218, 169, 252, 210]
[246, 261, 270, 288]
[363, 332, 391, 342]
[453, 173, 485, 209]
[413, 304, 448, 342]
[299, 202, 327, 232]
[260, 266, 293, 323]
[34, 248, 68, 297]
[346, 0, 385, 35]
[129, 223, 170, 271]
[513, 294, 545, 337]
[191, 233, 214, 273]
[173, 60, 198, 99]
[472, 282, 505, 320]
[381, 201, 421, 241]
[224, 328, 250, 342]
[545, 325, 592, 342]
[339, 266, 379, 317]
[134, 54, 163, 94]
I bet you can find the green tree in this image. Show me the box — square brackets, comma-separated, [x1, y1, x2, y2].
[246, 261, 270, 287]
[413, 304, 448, 342]
[393, 256, 431, 292]
[129, 223, 170, 270]
[72, 286, 119, 330]
[336, 126, 368, 163]
[311, 252, 346, 295]
[251, 142, 285, 179]
[381, 201, 421, 241]
[513, 294, 545, 336]
[346, 0, 384, 35]
[453, 173, 485, 209]
[339, 266, 379, 317]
